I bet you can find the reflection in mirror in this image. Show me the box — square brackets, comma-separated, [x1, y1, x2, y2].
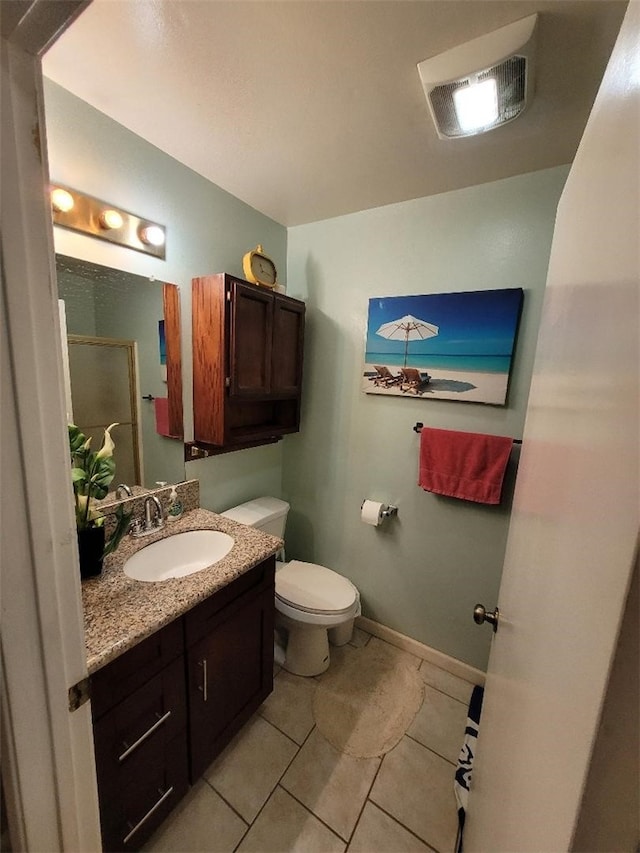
[56, 254, 185, 489]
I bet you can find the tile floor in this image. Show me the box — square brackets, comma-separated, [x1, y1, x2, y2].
[146, 628, 476, 853]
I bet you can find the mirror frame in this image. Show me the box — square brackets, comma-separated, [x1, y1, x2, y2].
[162, 282, 183, 439]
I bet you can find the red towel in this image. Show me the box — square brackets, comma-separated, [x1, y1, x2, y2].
[419, 428, 513, 505]
[154, 397, 171, 437]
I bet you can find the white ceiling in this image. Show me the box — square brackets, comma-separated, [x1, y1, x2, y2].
[43, 0, 627, 226]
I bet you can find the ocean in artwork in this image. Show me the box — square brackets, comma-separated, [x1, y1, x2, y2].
[363, 288, 524, 405]
[364, 352, 512, 374]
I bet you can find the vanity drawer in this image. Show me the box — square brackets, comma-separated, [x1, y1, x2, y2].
[185, 556, 275, 647]
[93, 656, 187, 800]
[99, 731, 189, 852]
[91, 618, 184, 719]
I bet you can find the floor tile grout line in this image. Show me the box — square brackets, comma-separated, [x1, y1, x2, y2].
[420, 680, 471, 707]
[207, 712, 311, 847]
[276, 783, 350, 847]
[404, 731, 458, 768]
[228, 722, 312, 853]
[256, 707, 309, 748]
[366, 799, 443, 853]
[342, 750, 385, 848]
[229, 718, 315, 853]
[202, 776, 252, 828]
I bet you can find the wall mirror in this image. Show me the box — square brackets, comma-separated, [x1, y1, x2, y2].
[56, 254, 185, 490]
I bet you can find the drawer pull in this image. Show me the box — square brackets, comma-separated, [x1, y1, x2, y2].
[122, 786, 174, 845]
[198, 658, 208, 702]
[118, 710, 172, 762]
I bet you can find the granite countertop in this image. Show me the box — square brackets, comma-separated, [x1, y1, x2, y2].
[82, 508, 282, 674]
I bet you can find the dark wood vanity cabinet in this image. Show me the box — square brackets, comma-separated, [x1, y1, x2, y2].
[90, 622, 188, 852]
[186, 559, 275, 778]
[90, 557, 275, 851]
[192, 274, 305, 448]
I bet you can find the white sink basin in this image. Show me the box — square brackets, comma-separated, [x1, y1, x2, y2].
[123, 530, 234, 582]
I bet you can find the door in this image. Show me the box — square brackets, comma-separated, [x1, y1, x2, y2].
[229, 279, 273, 398]
[187, 585, 275, 779]
[465, 7, 639, 852]
[67, 335, 141, 485]
[1, 3, 101, 851]
[271, 295, 305, 396]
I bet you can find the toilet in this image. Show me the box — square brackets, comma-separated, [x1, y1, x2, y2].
[221, 497, 360, 676]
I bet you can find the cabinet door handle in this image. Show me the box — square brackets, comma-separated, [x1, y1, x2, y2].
[118, 710, 172, 762]
[198, 658, 208, 702]
[122, 786, 174, 845]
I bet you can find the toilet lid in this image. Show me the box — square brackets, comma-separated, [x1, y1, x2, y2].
[275, 560, 358, 615]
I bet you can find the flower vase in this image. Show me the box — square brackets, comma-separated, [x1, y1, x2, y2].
[77, 527, 105, 579]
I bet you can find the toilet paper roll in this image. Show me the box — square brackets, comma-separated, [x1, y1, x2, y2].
[361, 500, 385, 526]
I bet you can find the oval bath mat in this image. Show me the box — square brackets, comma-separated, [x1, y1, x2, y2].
[313, 642, 424, 758]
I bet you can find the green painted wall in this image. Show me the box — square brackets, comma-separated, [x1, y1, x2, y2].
[44, 80, 287, 509]
[45, 80, 568, 669]
[284, 166, 569, 670]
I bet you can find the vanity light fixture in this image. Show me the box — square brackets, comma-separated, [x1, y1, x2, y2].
[99, 209, 124, 230]
[417, 14, 538, 139]
[139, 224, 166, 248]
[50, 183, 166, 259]
[51, 187, 75, 213]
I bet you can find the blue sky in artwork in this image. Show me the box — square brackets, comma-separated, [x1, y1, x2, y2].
[365, 289, 523, 357]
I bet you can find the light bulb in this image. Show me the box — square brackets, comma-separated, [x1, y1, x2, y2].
[139, 225, 165, 247]
[453, 78, 499, 133]
[99, 209, 124, 230]
[51, 187, 75, 213]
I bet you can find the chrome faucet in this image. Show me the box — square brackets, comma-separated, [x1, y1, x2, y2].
[144, 495, 164, 532]
[116, 483, 133, 499]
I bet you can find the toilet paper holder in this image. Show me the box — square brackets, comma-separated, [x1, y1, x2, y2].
[361, 501, 398, 520]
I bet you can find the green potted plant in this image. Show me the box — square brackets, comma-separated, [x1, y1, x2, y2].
[69, 423, 132, 578]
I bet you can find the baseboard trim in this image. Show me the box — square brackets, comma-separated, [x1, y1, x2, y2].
[356, 616, 486, 686]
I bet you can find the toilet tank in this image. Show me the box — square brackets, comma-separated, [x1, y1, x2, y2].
[220, 497, 290, 538]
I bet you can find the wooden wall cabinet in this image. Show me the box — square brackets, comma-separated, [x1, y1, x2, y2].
[192, 274, 305, 449]
[91, 558, 275, 851]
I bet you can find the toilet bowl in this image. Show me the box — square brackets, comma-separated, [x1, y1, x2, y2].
[275, 559, 360, 675]
[221, 498, 361, 676]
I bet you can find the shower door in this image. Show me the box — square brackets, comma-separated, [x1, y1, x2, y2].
[67, 335, 141, 486]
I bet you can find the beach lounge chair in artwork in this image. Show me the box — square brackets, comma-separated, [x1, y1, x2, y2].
[400, 367, 431, 394]
[373, 365, 402, 387]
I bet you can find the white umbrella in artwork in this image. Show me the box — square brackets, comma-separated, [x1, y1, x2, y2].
[375, 315, 439, 368]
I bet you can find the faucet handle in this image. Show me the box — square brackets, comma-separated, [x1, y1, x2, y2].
[130, 518, 144, 536]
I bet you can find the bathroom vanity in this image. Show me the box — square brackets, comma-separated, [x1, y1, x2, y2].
[82, 508, 279, 851]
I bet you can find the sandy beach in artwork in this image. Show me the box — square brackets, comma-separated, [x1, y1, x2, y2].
[362, 363, 509, 405]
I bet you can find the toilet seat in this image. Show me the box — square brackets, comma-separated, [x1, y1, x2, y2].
[275, 560, 358, 616]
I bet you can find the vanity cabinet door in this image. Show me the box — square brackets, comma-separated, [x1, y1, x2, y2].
[187, 580, 275, 780]
[271, 294, 305, 397]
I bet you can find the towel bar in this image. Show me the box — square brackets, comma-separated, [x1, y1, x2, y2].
[412, 422, 522, 444]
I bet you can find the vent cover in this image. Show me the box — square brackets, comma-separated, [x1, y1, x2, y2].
[429, 55, 527, 138]
[418, 15, 537, 139]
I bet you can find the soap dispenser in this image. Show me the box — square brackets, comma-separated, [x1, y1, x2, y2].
[166, 485, 183, 522]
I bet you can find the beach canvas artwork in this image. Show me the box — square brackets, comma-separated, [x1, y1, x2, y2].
[363, 288, 524, 405]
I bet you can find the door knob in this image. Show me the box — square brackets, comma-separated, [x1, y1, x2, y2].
[473, 604, 499, 633]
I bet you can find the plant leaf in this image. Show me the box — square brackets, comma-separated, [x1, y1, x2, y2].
[103, 505, 133, 559]
[68, 424, 86, 453]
